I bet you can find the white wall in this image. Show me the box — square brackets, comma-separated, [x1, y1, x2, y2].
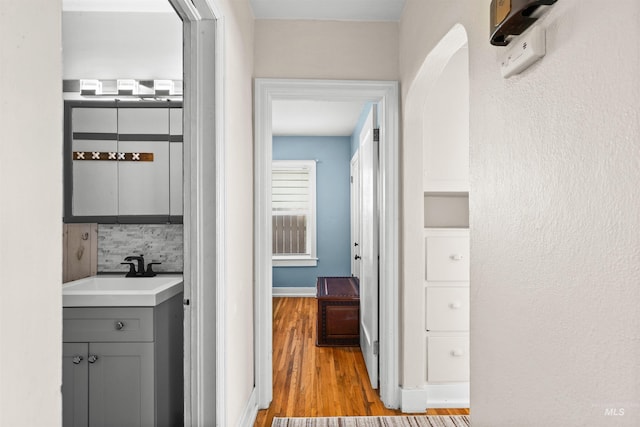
[215, 1, 256, 424]
[254, 19, 399, 80]
[400, 0, 640, 425]
[62, 11, 182, 79]
[0, 1, 63, 426]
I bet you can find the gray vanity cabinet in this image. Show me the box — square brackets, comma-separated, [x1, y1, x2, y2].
[63, 343, 89, 427]
[62, 294, 183, 427]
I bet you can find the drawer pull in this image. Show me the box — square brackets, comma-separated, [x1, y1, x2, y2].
[451, 349, 464, 357]
[115, 321, 125, 330]
[72, 355, 83, 365]
[450, 254, 464, 261]
[449, 302, 462, 309]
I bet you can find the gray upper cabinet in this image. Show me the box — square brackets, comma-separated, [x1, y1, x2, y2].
[64, 100, 183, 223]
[71, 108, 118, 216]
[117, 108, 170, 216]
[169, 108, 183, 217]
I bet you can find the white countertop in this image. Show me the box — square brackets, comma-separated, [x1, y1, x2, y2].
[63, 275, 184, 307]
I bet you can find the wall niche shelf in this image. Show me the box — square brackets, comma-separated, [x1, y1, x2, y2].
[424, 193, 469, 229]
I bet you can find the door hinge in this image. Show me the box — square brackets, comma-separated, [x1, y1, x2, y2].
[373, 128, 380, 142]
[373, 340, 379, 355]
[183, 298, 190, 306]
[350, 175, 353, 183]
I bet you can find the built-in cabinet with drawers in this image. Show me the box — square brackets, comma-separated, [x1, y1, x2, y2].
[424, 228, 469, 385]
[62, 294, 183, 427]
[64, 100, 183, 223]
[415, 39, 470, 409]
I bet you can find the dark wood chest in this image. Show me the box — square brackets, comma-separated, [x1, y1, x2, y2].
[316, 276, 360, 347]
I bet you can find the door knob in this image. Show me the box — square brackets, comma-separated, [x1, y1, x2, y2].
[88, 355, 99, 364]
[72, 355, 83, 365]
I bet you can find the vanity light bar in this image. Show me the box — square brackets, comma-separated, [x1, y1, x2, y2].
[67, 79, 183, 97]
[153, 80, 175, 95]
[117, 79, 138, 95]
[80, 79, 102, 96]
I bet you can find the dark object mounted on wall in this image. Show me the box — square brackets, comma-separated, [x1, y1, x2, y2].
[490, 0, 558, 46]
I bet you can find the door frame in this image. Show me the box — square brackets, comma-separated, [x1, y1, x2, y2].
[254, 79, 400, 409]
[170, 0, 226, 425]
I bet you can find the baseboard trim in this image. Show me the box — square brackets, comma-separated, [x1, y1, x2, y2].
[400, 387, 429, 413]
[272, 287, 316, 297]
[400, 383, 470, 412]
[426, 383, 470, 408]
[239, 387, 258, 427]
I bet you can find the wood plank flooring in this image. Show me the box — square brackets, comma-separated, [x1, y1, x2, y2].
[254, 297, 469, 427]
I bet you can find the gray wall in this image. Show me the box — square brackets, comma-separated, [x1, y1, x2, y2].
[98, 224, 183, 273]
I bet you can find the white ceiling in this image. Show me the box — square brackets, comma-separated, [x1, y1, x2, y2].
[62, 0, 174, 12]
[63, 0, 407, 20]
[250, 0, 406, 21]
[273, 100, 367, 136]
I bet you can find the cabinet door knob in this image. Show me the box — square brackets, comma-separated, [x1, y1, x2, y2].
[72, 355, 83, 365]
[449, 301, 462, 309]
[451, 349, 464, 357]
[450, 254, 464, 261]
[115, 321, 125, 330]
[88, 355, 99, 364]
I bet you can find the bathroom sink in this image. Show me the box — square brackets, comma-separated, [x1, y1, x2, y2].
[63, 275, 183, 307]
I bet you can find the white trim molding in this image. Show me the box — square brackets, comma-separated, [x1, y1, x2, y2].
[272, 287, 316, 297]
[401, 384, 470, 412]
[254, 78, 401, 410]
[170, 0, 225, 426]
[238, 388, 259, 427]
[401, 388, 430, 413]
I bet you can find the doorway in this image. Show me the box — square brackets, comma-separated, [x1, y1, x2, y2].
[254, 79, 401, 409]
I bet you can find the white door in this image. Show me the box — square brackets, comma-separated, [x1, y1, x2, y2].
[358, 107, 379, 388]
[350, 152, 361, 279]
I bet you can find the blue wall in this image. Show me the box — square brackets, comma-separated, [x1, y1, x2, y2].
[273, 136, 351, 288]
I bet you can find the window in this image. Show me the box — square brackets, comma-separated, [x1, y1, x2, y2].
[272, 160, 317, 267]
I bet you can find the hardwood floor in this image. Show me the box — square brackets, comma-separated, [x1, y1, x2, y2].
[254, 297, 469, 427]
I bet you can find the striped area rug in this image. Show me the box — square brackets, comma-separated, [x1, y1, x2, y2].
[272, 415, 470, 427]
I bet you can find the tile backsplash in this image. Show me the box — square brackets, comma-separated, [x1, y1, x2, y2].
[98, 224, 183, 273]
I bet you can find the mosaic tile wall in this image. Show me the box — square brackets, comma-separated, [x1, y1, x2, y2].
[98, 224, 183, 273]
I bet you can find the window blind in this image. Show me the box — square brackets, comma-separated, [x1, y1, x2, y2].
[272, 163, 314, 255]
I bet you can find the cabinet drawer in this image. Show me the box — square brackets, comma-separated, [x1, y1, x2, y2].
[64, 307, 154, 343]
[426, 288, 469, 331]
[427, 336, 469, 382]
[425, 234, 469, 282]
